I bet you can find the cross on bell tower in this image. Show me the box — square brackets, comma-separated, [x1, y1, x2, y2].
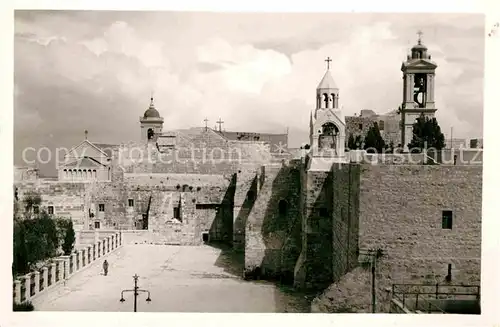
[216, 118, 224, 132]
[325, 57, 332, 70]
[204, 118, 209, 131]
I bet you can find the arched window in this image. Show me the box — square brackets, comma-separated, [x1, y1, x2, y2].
[331, 94, 336, 108]
[319, 122, 339, 152]
[83, 169, 87, 179]
[63, 169, 67, 178]
[278, 199, 288, 217]
[93, 169, 97, 179]
[147, 128, 154, 140]
[323, 93, 329, 108]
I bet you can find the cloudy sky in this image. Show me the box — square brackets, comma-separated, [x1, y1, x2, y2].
[14, 11, 484, 175]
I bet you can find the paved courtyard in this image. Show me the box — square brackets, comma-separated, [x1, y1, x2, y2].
[32, 244, 310, 312]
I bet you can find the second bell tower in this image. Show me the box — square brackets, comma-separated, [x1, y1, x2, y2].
[400, 31, 438, 151]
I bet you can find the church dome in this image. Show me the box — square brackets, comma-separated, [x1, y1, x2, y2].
[411, 42, 427, 51]
[143, 97, 160, 118]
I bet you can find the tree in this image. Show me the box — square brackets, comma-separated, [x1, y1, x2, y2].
[23, 192, 41, 220]
[408, 113, 445, 152]
[12, 223, 29, 275]
[363, 123, 385, 153]
[39, 211, 59, 258]
[62, 219, 76, 255]
[347, 134, 363, 150]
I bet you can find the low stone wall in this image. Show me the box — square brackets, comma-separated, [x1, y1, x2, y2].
[12, 232, 123, 304]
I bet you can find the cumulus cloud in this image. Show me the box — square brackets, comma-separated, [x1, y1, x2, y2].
[13, 11, 484, 176]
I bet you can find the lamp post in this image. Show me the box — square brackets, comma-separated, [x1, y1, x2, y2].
[119, 274, 151, 312]
[359, 248, 385, 313]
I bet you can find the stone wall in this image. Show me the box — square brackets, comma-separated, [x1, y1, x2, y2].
[244, 161, 302, 281]
[294, 168, 332, 290]
[114, 133, 272, 175]
[232, 170, 258, 250]
[14, 181, 87, 230]
[84, 172, 234, 245]
[346, 113, 401, 148]
[331, 164, 360, 282]
[359, 164, 482, 285]
[311, 164, 482, 312]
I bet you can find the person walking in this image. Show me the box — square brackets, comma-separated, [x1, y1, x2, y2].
[103, 260, 109, 276]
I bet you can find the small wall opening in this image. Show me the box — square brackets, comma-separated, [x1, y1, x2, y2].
[202, 231, 209, 243]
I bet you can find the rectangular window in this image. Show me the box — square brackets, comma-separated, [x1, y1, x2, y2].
[99, 204, 105, 212]
[173, 207, 181, 221]
[94, 221, 101, 229]
[33, 206, 39, 214]
[446, 264, 452, 281]
[358, 123, 363, 130]
[128, 199, 134, 207]
[48, 206, 54, 215]
[442, 210, 453, 229]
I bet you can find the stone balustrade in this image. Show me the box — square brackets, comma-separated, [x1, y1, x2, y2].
[12, 231, 122, 304]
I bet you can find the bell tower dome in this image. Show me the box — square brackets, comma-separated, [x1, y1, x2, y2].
[140, 97, 164, 143]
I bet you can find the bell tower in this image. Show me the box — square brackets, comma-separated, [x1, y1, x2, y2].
[308, 57, 347, 167]
[140, 96, 164, 143]
[400, 31, 438, 151]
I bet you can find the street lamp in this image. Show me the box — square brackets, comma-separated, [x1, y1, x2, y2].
[119, 274, 152, 312]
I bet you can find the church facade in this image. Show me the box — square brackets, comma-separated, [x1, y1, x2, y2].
[13, 35, 482, 312]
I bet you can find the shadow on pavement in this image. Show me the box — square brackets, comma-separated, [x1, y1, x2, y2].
[209, 242, 315, 313]
[210, 242, 244, 278]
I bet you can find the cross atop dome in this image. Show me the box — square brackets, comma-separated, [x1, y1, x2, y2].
[417, 30, 423, 44]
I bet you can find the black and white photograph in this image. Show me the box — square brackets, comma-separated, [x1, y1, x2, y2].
[5, 6, 495, 320]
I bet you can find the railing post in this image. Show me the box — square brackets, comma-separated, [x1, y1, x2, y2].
[435, 283, 439, 299]
[88, 245, 93, 262]
[111, 235, 115, 250]
[82, 248, 86, 267]
[24, 274, 31, 301]
[71, 253, 77, 274]
[58, 259, 64, 281]
[50, 263, 56, 285]
[34, 271, 40, 295]
[78, 250, 83, 270]
[98, 241, 102, 258]
[75, 230, 81, 248]
[42, 267, 48, 290]
[415, 293, 419, 311]
[14, 280, 21, 304]
[63, 257, 70, 279]
[107, 237, 111, 253]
